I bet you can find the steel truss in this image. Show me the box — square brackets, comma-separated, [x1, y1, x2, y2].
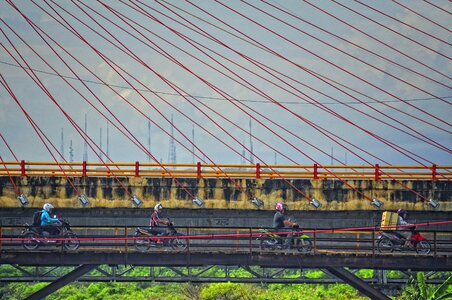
[2, 264, 449, 285]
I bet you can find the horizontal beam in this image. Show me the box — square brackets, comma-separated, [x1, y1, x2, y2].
[1, 251, 450, 271]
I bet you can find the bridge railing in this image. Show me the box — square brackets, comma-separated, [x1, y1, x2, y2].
[1, 224, 451, 258]
[0, 161, 451, 180]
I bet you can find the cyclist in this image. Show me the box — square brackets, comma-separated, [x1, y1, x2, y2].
[40, 203, 61, 235]
[273, 202, 299, 248]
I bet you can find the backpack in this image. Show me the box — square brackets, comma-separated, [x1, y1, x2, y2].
[32, 210, 42, 226]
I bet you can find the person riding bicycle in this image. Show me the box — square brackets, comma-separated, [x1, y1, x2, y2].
[273, 202, 299, 249]
[396, 208, 413, 247]
[40, 203, 61, 235]
[150, 203, 170, 240]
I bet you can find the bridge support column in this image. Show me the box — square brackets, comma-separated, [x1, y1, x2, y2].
[326, 267, 389, 300]
[25, 264, 96, 300]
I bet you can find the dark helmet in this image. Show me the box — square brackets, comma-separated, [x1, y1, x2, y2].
[397, 208, 407, 217]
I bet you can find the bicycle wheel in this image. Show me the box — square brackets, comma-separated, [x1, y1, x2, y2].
[22, 231, 39, 250]
[377, 237, 394, 253]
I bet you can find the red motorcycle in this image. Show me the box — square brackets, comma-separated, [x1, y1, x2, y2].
[377, 227, 431, 254]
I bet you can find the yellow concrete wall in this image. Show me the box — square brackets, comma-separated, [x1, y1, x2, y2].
[0, 176, 450, 210]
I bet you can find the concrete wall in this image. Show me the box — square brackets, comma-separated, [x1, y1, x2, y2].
[0, 176, 451, 211]
[1, 208, 451, 232]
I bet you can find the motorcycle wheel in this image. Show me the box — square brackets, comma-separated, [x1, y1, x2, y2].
[377, 237, 394, 253]
[415, 241, 431, 254]
[260, 238, 278, 250]
[170, 234, 187, 251]
[22, 231, 39, 250]
[296, 238, 312, 253]
[64, 232, 80, 251]
[134, 231, 152, 252]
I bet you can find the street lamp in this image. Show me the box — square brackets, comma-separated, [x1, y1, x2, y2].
[131, 195, 142, 207]
[309, 198, 321, 209]
[371, 198, 383, 209]
[17, 194, 28, 207]
[78, 194, 89, 207]
[251, 197, 264, 209]
[193, 196, 204, 208]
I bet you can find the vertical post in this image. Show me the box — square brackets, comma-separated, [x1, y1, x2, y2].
[197, 162, 201, 179]
[249, 228, 252, 254]
[434, 231, 437, 257]
[135, 161, 139, 177]
[375, 164, 380, 181]
[82, 161, 87, 177]
[255, 163, 261, 179]
[432, 164, 437, 181]
[313, 230, 317, 255]
[372, 229, 375, 258]
[20, 160, 25, 176]
[125, 226, 128, 253]
[313, 163, 318, 180]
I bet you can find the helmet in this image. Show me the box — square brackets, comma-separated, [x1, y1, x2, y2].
[154, 203, 163, 212]
[275, 202, 284, 212]
[397, 208, 406, 217]
[43, 203, 54, 213]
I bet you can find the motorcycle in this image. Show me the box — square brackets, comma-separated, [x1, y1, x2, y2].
[258, 227, 312, 253]
[377, 227, 431, 254]
[21, 218, 80, 251]
[134, 218, 187, 252]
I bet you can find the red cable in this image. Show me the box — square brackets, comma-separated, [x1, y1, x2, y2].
[0, 72, 81, 195]
[423, 0, 452, 15]
[393, 0, 451, 33]
[333, 0, 451, 59]
[214, 0, 452, 128]
[155, 0, 448, 169]
[356, 0, 451, 46]
[34, 0, 255, 199]
[116, 1, 448, 190]
[0, 132, 19, 161]
[0, 155, 20, 196]
[303, 0, 452, 82]
[1, 16, 134, 198]
[3, 220, 452, 242]
[259, 0, 451, 90]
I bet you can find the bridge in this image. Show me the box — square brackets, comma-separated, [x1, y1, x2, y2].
[1, 217, 451, 300]
[1, 1, 451, 299]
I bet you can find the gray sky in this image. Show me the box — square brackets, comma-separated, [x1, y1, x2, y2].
[0, 0, 451, 167]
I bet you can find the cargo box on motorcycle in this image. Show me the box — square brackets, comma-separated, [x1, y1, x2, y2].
[381, 211, 398, 230]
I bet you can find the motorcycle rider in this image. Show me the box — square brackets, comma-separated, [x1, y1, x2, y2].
[150, 203, 170, 241]
[396, 208, 413, 247]
[273, 202, 299, 249]
[41, 203, 61, 235]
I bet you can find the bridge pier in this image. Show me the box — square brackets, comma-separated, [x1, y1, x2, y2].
[25, 264, 96, 300]
[326, 267, 389, 300]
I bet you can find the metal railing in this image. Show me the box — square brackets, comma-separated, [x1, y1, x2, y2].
[1, 224, 451, 258]
[0, 161, 450, 180]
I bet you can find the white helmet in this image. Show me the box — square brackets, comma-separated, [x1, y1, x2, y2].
[43, 203, 54, 213]
[154, 203, 163, 212]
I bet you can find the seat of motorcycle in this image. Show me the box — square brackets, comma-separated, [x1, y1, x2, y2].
[386, 230, 405, 239]
[139, 227, 159, 235]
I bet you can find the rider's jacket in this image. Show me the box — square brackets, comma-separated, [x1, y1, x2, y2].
[40, 210, 59, 226]
[273, 211, 288, 228]
[397, 216, 408, 226]
[150, 211, 164, 227]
